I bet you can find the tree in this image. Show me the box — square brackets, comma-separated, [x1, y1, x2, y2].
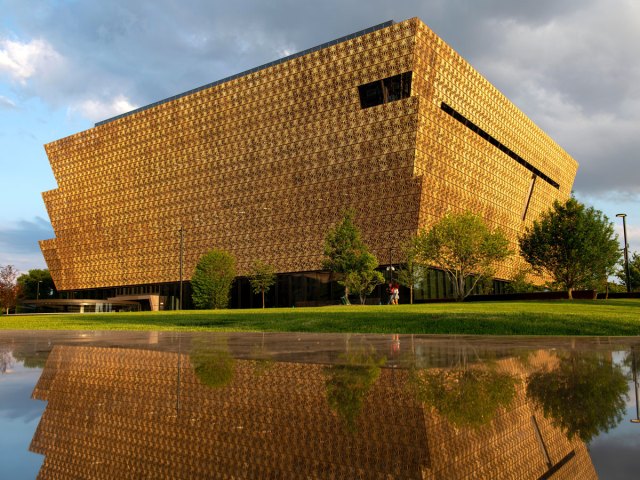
[526, 352, 627, 443]
[191, 250, 236, 309]
[248, 260, 276, 308]
[0, 265, 20, 314]
[323, 210, 380, 304]
[396, 239, 425, 304]
[341, 269, 384, 305]
[17, 269, 57, 300]
[617, 252, 640, 292]
[519, 198, 621, 299]
[415, 212, 511, 301]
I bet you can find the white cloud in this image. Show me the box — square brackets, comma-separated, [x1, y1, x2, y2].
[468, 0, 640, 197]
[69, 95, 138, 122]
[0, 38, 63, 83]
[0, 95, 16, 109]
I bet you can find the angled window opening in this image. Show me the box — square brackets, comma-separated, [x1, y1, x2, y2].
[359, 72, 412, 109]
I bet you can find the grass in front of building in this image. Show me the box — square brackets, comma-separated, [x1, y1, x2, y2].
[1, 299, 640, 336]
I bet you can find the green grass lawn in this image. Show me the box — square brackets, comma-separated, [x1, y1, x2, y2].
[2, 299, 640, 336]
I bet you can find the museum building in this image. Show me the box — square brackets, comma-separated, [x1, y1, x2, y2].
[39, 17, 578, 309]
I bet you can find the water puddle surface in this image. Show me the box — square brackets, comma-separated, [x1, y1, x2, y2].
[1, 331, 639, 479]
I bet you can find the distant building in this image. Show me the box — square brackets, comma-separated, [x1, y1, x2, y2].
[40, 18, 577, 309]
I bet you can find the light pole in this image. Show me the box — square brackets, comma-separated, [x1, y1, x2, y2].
[179, 225, 184, 310]
[36, 280, 42, 301]
[386, 247, 395, 281]
[616, 213, 631, 293]
[631, 349, 640, 424]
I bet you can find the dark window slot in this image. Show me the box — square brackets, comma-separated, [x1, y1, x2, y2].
[440, 102, 560, 190]
[359, 72, 412, 109]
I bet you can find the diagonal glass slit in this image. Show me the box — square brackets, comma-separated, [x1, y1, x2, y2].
[440, 102, 560, 190]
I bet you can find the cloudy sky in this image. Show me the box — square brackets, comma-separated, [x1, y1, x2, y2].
[0, 0, 639, 272]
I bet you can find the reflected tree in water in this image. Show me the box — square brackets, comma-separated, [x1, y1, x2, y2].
[324, 349, 386, 432]
[190, 337, 235, 388]
[249, 333, 275, 377]
[0, 339, 48, 370]
[407, 342, 519, 428]
[11, 348, 48, 369]
[410, 366, 518, 428]
[526, 352, 627, 443]
[1, 347, 13, 373]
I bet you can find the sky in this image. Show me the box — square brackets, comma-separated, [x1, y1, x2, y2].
[0, 0, 639, 273]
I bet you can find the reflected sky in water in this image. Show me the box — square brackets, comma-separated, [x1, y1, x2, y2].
[0, 332, 639, 479]
[0, 361, 46, 479]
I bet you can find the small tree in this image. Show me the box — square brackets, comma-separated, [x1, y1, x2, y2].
[0, 265, 20, 314]
[191, 250, 236, 309]
[415, 212, 511, 301]
[396, 239, 425, 304]
[617, 252, 640, 292]
[248, 260, 276, 308]
[341, 269, 384, 305]
[519, 198, 621, 299]
[323, 210, 380, 304]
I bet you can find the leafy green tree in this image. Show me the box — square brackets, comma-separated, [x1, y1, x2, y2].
[396, 239, 425, 304]
[617, 252, 640, 292]
[248, 260, 276, 308]
[17, 269, 57, 300]
[324, 350, 386, 432]
[410, 366, 518, 429]
[526, 352, 627, 443]
[191, 250, 236, 309]
[323, 210, 380, 304]
[341, 268, 384, 305]
[519, 198, 621, 299]
[0, 265, 20, 315]
[415, 212, 511, 301]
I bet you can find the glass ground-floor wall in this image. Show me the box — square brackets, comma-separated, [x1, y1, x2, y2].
[412, 268, 508, 302]
[56, 268, 509, 310]
[232, 268, 509, 308]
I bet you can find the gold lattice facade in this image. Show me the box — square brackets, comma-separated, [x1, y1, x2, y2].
[40, 18, 577, 295]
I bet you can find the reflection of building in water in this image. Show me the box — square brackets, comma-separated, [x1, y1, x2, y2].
[30, 346, 597, 479]
[419, 353, 597, 479]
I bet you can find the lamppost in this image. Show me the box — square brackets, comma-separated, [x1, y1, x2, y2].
[179, 225, 184, 310]
[385, 247, 396, 305]
[631, 349, 640, 424]
[386, 246, 395, 281]
[36, 280, 42, 301]
[386, 265, 395, 282]
[616, 213, 631, 293]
